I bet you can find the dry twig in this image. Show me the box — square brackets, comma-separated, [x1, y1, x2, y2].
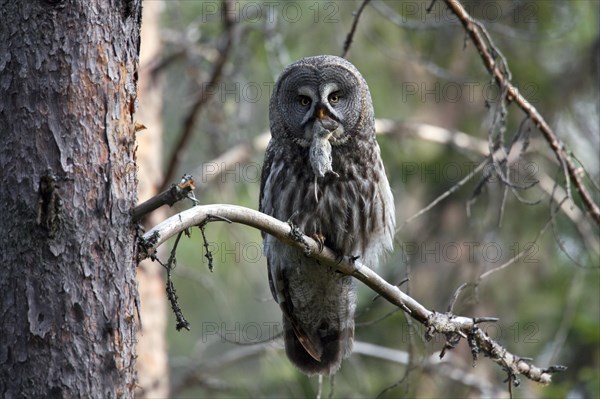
[133, 174, 197, 221]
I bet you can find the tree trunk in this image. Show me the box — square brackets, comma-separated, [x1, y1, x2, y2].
[0, 1, 142, 397]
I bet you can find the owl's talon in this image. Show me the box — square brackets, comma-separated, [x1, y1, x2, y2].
[329, 251, 351, 266]
[311, 233, 326, 253]
[332, 255, 359, 274]
[286, 210, 299, 225]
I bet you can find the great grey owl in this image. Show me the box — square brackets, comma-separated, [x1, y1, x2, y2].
[259, 55, 395, 375]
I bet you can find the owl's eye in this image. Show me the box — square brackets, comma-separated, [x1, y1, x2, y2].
[299, 96, 311, 106]
[328, 93, 340, 104]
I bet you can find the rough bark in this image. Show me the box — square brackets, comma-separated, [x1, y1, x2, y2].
[0, 1, 142, 397]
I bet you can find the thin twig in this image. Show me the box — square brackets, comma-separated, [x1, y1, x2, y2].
[355, 342, 506, 397]
[479, 218, 553, 281]
[447, 281, 475, 313]
[398, 159, 487, 231]
[162, 231, 191, 331]
[540, 269, 585, 367]
[571, 153, 600, 194]
[199, 224, 214, 272]
[341, 0, 372, 58]
[374, 370, 411, 399]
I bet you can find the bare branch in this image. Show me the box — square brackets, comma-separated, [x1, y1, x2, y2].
[139, 204, 564, 385]
[132, 174, 197, 221]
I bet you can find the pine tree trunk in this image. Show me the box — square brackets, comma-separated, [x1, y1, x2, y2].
[0, 1, 142, 397]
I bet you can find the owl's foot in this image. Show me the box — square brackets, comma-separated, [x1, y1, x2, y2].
[287, 219, 311, 256]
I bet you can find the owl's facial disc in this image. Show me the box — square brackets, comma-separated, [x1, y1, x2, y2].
[297, 84, 345, 144]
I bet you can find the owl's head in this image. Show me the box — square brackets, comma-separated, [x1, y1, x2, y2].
[269, 55, 375, 147]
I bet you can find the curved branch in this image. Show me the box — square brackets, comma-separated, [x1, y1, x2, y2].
[443, 0, 600, 225]
[138, 204, 564, 385]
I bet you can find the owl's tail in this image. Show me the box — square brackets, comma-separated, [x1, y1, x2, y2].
[282, 313, 355, 376]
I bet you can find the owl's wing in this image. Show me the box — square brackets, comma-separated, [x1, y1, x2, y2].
[268, 257, 323, 362]
[261, 139, 324, 362]
[258, 139, 275, 216]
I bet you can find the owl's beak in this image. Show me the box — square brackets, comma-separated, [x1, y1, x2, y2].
[314, 106, 338, 132]
[315, 107, 326, 120]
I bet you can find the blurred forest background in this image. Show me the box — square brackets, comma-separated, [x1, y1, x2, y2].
[134, 1, 599, 398]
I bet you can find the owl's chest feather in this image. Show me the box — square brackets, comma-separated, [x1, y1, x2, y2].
[262, 142, 383, 256]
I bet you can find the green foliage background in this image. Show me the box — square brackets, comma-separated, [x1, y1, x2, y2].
[148, 1, 599, 397]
